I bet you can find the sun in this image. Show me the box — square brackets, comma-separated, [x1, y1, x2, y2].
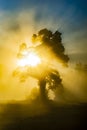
[17, 52, 41, 67]
[27, 52, 41, 66]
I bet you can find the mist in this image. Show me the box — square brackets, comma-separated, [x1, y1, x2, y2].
[0, 7, 87, 103]
[0, 7, 87, 130]
[54, 65, 87, 104]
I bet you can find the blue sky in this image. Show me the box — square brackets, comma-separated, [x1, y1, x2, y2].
[0, 0, 87, 22]
[0, 0, 87, 14]
[0, 0, 87, 19]
[0, 0, 87, 63]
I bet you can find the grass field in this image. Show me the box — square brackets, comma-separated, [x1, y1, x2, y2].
[0, 101, 87, 130]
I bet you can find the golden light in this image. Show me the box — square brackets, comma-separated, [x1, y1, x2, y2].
[17, 52, 41, 67]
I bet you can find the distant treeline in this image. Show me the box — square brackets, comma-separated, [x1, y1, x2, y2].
[75, 62, 87, 71]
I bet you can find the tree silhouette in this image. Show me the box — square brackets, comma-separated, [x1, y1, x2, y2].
[32, 28, 69, 64]
[13, 28, 69, 102]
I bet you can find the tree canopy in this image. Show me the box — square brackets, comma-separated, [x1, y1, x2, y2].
[32, 28, 69, 65]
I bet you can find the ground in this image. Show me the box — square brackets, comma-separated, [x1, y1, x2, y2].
[0, 100, 87, 130]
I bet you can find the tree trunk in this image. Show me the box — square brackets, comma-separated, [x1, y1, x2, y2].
[39, 79, 48, 102]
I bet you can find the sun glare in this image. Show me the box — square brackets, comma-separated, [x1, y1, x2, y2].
[17, 52, 41, 67]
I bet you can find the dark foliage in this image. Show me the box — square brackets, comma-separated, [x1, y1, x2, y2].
[32, 28, 69, 64]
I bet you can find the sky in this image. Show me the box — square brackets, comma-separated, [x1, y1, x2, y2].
[0, 0, 87, 102]
[0, 2, 87, 130]
[0, 0, 87, 63]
